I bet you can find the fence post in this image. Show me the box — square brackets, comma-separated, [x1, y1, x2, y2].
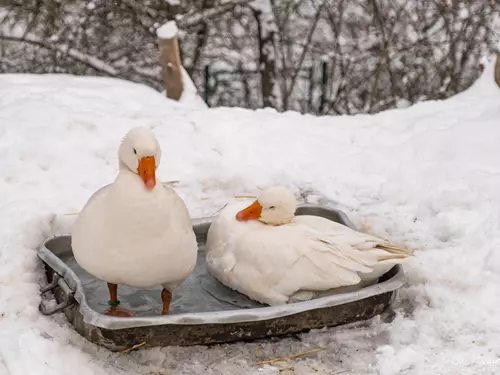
[495, 51, 500, 88]
[307, 66, 314, 113]
[319, 61, 328, 114]
[157, 21, 183, 100]
[204, 64, 210, 106]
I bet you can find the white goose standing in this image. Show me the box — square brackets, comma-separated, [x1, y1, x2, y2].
[71, 127, 198, 317]
[206, 186, 412, 306]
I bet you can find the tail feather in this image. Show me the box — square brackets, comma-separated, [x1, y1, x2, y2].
[376, 242, 414, 256]
[376, 253, 409, 262]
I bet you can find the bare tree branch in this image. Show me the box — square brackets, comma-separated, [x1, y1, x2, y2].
[0, 33, 119, 76]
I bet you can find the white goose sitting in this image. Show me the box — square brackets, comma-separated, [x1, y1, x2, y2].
[71, 127, 198, 317]
[206, 186, 412, 306]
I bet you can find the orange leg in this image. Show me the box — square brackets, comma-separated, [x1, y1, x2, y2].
[161, 288, 172, 315]
[104, 283, 134, 317]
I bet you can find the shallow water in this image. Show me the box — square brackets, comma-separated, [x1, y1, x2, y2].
[59, 243, 264, 317]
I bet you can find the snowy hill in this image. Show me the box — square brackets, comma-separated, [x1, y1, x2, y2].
[0, 60, 500, 375]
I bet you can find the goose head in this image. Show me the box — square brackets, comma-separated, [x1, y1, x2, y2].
[118, 127, 162, 190]
[236, 186, 297, 225]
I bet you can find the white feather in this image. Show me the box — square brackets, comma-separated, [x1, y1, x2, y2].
[206, 187, 412, 305]
[71, 127, 198, 291]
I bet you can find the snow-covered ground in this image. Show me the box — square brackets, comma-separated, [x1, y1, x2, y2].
[1, 58, 500, 375]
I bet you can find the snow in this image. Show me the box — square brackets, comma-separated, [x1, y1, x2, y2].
[1, 58, 500, 374]
[458, 7, 469, 20]
[160, 67, 208, 109]
[178, 67, 208, 109]
[156, 21, 178, 39]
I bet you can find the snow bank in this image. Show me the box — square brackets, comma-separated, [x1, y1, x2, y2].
[178, 67, 208, 109]
[0, 61, 500, 374]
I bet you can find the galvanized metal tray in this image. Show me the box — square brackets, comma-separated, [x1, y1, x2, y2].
[37, 204, 404, 351]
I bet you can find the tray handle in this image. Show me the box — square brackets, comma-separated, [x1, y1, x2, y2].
[39, 274, 75, 316]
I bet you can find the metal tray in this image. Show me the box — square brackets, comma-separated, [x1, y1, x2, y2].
[37, 204, 404, 351]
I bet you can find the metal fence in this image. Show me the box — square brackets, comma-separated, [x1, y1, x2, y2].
[193, 61, 329, 114]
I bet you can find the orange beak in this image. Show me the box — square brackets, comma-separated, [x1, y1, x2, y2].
[138, 156, 156, 190]
[236, 200, 263, 221]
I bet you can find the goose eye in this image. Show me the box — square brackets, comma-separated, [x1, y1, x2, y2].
[269, 206, 276, 210]
[133, 148, 137, 155]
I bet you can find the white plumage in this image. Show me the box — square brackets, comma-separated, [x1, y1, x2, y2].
[71, 127, 198, 316]
[206, 187, 412, 306]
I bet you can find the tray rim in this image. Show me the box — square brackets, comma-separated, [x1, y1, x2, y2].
[38, 203, 405, 330]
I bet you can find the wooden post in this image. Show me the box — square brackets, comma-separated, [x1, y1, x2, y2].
[157, 21, 183, 100]
[495, 51, 500, 88]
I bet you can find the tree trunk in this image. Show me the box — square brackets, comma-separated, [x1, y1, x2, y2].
[158, 33, 183, 100]
[252, 6, 277, 108]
